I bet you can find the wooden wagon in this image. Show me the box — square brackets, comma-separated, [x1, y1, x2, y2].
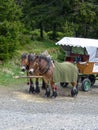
[56, 37, 98, 91]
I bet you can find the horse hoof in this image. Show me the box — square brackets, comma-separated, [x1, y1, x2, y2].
[29, 90, 35, 94]
[51, 96, 56, 99]
[44, 91, 50, 97]
[71, 88, 78, 97]
[29, 86, 35, 94]
[45, 87, 50, 97]
[36, 91, 40, 94]
[35, 89, 40, 94]
[52, 91, 57, 98]
[51, 95, 57, 99]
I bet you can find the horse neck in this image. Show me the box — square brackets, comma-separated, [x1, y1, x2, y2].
[38, 58, 53, 75]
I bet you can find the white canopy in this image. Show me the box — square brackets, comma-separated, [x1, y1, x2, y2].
[55, 37, 98, 62]
[56, 37, 98, 47]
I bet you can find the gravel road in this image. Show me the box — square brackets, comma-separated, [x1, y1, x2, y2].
[0, 83, 98, 130]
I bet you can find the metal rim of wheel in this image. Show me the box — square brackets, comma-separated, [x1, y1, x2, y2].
[82, 78, 91, 92]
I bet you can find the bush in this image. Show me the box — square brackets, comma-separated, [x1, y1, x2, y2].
[47, 31, 53, 40]
[19, 34, 31, 45]
[30, 29, 40, 40]
[57, 47, 66, 61]
[30, 29, 48, 40]
[47, 31, 65, 40]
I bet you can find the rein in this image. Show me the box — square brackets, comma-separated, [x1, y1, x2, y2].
[39, 61, 51, 75]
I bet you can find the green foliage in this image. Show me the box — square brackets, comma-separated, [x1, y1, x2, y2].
[56, 32, 64, 39]
[47, 31, 65, 41]
[62, 22, 75, 36]
[0, 62, 26, 87]
[19, 34, 31, 45]
[0, 0, 23, 61]
[57, 47, 66, 61]
[47, 31, 53, 40]
[30, 29, 40, 40]
[22, 0, 98, 39]
[30, 29, 48, 40]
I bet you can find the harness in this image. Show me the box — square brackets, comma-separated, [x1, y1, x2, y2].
[38, 55, 52, 75]
[39, 61, 51, 75]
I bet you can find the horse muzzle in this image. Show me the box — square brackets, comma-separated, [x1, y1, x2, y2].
[21, 66, 26, 72]
[29, 69, 34, 75]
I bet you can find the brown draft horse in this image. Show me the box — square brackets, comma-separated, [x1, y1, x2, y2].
[21, 53, 46, 93]
[29, 54, 79, 98]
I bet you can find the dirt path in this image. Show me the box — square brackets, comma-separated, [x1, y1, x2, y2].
[0, 83, 98, 130]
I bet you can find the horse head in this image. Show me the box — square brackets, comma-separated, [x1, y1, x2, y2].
[21, 53, 36, 72]
[21, 53, 28, 72]
[29, 55, 39, 75]
[29, 54, 52, 75]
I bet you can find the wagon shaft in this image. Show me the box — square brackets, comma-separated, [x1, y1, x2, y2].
[14, 75, 43, 79]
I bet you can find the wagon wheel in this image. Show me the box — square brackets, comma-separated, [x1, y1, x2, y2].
[60, 82, 68, 88]
[81, 78, 91, 92]
[88, 75, 95, 86]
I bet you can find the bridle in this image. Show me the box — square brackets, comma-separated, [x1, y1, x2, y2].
[37, 55, 52, 75]
[21, 53, 28, 71]
[21, 53, 35, 71]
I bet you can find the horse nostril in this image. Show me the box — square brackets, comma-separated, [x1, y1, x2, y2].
[29, 71, 32, 75]
[21, 66, 26, 72]
[21, 68, 25, 72]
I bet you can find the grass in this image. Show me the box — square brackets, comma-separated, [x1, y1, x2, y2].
[0, 62, 27, 87]
[0, 39, 62, 87]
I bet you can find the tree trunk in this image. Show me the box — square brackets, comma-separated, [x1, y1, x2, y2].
[39, 22, 43, 39]
[52, 23, 56, 40]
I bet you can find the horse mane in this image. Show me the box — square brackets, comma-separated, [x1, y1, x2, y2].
[38, 54, 51, 64]
[21, 53, 28, 59]
[28, 53, 36, 62]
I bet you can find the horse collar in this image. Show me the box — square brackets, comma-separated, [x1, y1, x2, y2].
[39, 61, 51, 75]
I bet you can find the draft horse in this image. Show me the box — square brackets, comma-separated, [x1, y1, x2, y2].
[29, 54, 79, 98]
[21, 53, 46, 93]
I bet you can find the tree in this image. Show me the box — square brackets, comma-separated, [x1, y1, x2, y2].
[70, 0, 98, 38]
[0, 0, 22, 60]
[22, 0, 98, 40]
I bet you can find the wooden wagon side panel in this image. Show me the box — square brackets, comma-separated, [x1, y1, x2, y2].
[77, 62, 98, 74]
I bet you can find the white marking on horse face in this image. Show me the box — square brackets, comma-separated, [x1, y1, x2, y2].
[29, 68, 34, 74]
[21, 66, 26, 71]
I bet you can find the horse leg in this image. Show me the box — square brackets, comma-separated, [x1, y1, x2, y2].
[71, 82, 78, 97]
[27, 71, 34, 93]
[35, 78, 40, 93]
[27, 72, 30, 85]
[42, 79, 46, 89]
[51, 81, 58, 98]
[44, 84, 51, 97]
[29, 78, 35, 93]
